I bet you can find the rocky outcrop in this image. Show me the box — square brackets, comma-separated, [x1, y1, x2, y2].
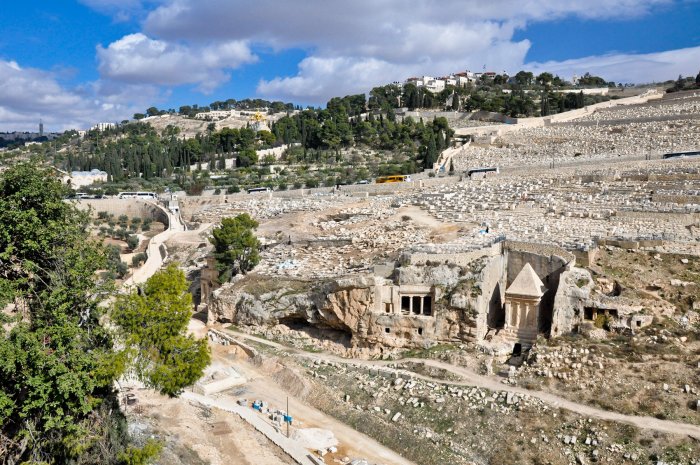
[551, 267, 594, 336]
[552, 267, 660, 336]
[207, 267, 485, 350]
[312, 276, 377, 334]
[208, 275, 378, 335]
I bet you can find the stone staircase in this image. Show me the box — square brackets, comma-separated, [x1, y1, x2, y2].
[498, 327, 538, 347]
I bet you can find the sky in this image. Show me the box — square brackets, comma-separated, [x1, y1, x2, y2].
[1, 0, 699, 132]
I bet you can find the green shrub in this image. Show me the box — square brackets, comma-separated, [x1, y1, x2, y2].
[131, 252, 147, 267]
[126, 234, 140, 251]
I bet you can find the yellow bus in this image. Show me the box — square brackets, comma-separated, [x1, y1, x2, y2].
[375, 174, 413, 183]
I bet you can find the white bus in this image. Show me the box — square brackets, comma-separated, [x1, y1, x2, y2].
[117, 191, 158, 200]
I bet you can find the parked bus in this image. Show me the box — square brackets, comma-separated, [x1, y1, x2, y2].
[466, 166, 500, 178]
[375, 175, 412, 183]
[247, 187, 271, 194]
[117, 191, 157, 200]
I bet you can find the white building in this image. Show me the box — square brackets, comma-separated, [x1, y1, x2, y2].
[90, 122, 115, 131]
[64, 169, 109, 188]
[194, 110, 240, 120]
[424, 78, 445, 93]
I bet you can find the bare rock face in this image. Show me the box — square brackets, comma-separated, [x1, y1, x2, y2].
[312, 276, 376, 334]
[207, 276, 316, 326]
[398, 264, 462, 287]
[551, 267, 594, 336]
[207, 267, 486, 350]
[208, 274, 377, 337]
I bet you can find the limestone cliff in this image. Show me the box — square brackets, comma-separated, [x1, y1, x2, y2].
[551, 267, 594, 336]
[207, 267, 483, 350]
[208, 274, 376, 335]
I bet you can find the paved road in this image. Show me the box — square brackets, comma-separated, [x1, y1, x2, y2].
[123, 203, 184, 287]
[226, 329, 700, 440]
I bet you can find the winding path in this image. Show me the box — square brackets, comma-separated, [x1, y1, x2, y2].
[225, 329, 700, 440]
[123, 202, 185, 287]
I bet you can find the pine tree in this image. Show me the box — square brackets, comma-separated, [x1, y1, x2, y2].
[424, 134, 437, 169]
[436, 130, 445, 152]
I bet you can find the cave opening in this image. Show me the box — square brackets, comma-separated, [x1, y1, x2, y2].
[277, 316, 353, 348]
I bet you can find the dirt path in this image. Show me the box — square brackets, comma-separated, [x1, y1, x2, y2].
[227, 329, 700, 440]
[127, 388, 296, 465]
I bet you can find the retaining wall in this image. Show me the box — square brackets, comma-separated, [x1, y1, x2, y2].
[74, 198, 170, 226]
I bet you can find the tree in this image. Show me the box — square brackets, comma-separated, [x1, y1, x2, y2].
[423, 134, 437, 169]
[540, 92, 552, 116]
[132, 252, 147, 267]
[696, 70, 700, 86]
[126, 234, 140, 251]
[672, 74, 687, 92]
[209, 214, 261, 280]
[0, 164, 135, 463]
[514, 70, 534, 86]
[578, 72, 607, 87]
[236, 148, 258, 167]
[112, 264, 210, 397]
[536, 72, 554, 86]
[258, 130, 276, 146]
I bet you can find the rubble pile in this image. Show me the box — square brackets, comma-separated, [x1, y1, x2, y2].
[253, 200, 430, 278]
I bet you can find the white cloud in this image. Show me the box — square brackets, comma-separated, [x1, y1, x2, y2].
[42, 0, 700, 120]
[143, 0, 672, 43]
[0, 59, 160, 132]
[96, 33, 257, 92]
[258, 40, 531, 103]
[78, 0, 161, 22]
[527, 45, 700, 84]
[129, 0, 676, 102]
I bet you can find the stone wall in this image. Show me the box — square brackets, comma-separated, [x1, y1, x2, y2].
[73, 198, 169, 226]
[402, 242, 501, 267]
[614, 211, 700, 226]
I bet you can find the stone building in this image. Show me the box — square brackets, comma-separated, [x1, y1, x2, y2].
[502, 263, 547, 346]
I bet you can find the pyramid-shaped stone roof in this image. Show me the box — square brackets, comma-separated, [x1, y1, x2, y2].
[506, 263, 547, 297]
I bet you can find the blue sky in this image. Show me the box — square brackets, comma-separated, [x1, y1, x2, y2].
[1, 0, 699, 131]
